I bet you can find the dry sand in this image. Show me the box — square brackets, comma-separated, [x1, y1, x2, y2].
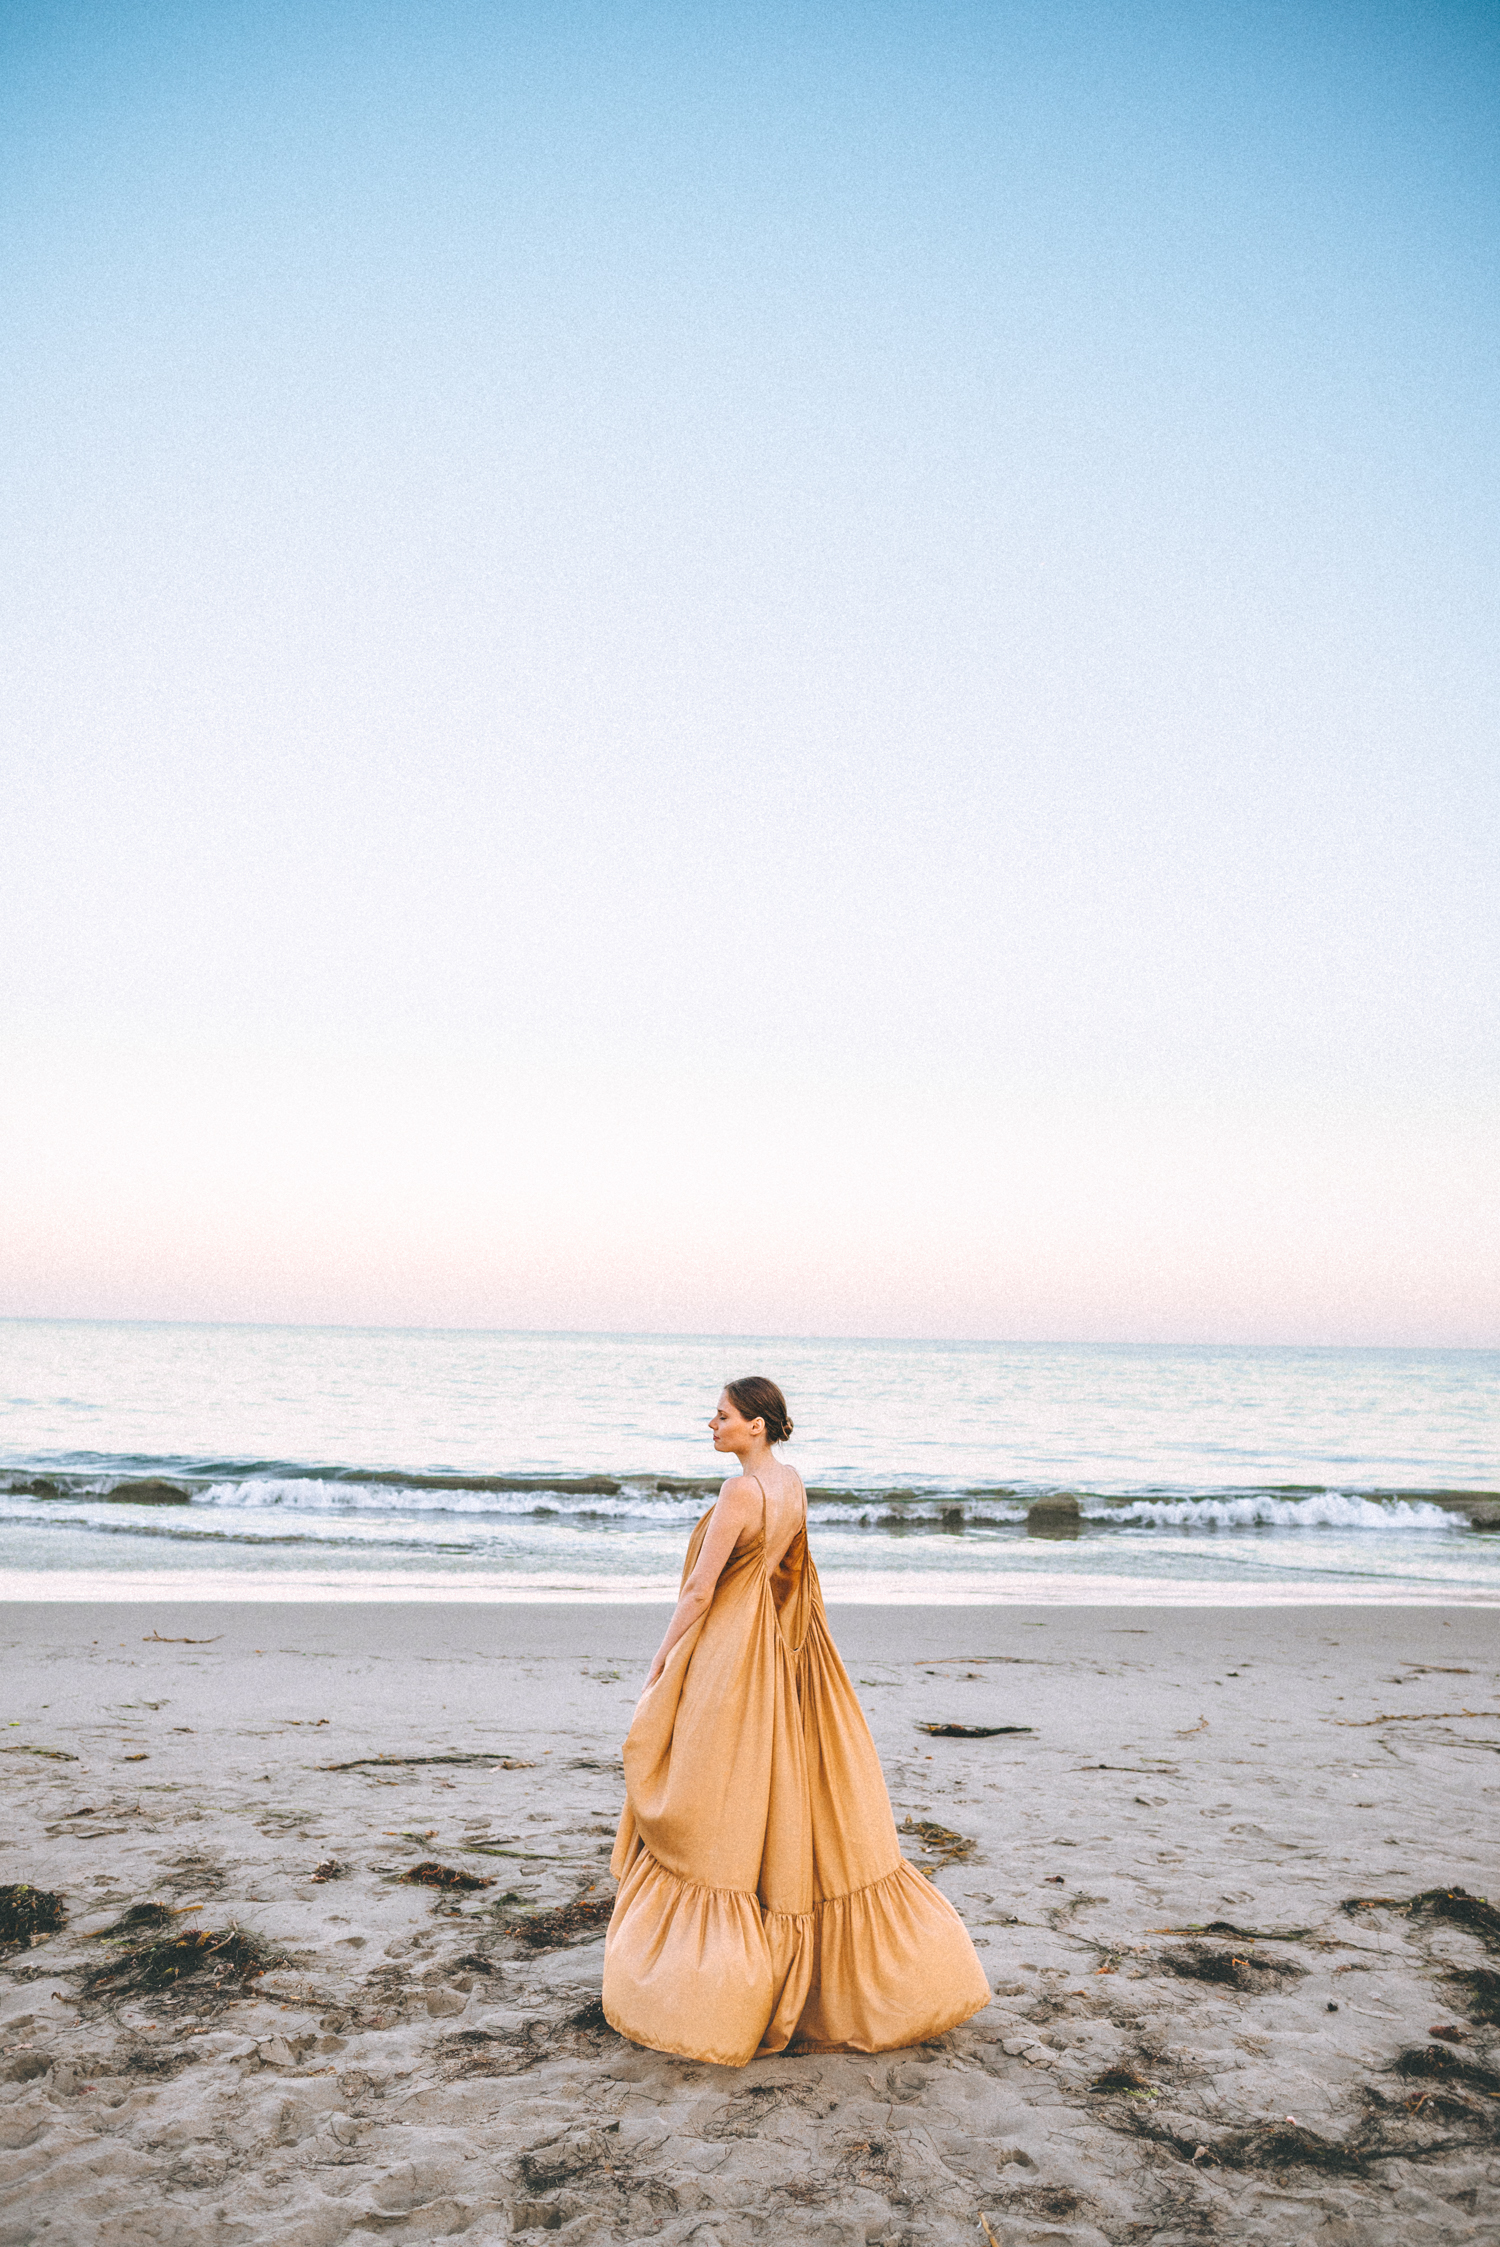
[3, 1598, 1499, 2246]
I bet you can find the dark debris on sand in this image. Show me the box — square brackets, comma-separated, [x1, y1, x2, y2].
[997, 2185, 1084, 2222]
[915, 1723, 1034, 1738]
[324, 1753, 536, 1772]
[441, 1998, 619, 2077]
[451, 1950, 505, 1975]
[94, 1901, 178, 1939]
[1159, 1943, 1306, 1991]
[1394, 2041, 1500, 2097]
[1160, 1917, 1313, 1941]
[1126, 2113, 1372, 2178]
[1092, 2061, 1157, 2095]
[1446, 1965, 1500, 2024]
[0, 1884, 66, 1947]
[900, 1817, 977, 1869]
[1198, 2120, 1373, 2177]
[1107, 2040, 1500, 2181]
[399, 1861, 494, 1891]
[1342, 1885, 1500, 1949]
[499, 1895, 615, 1949]
[85, 1923, 281, 2000]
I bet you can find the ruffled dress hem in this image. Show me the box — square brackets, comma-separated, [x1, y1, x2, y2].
[603, 1845, 992, 2065]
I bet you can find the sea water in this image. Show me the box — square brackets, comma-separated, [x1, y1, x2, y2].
[1, 1321, 1495, 1603]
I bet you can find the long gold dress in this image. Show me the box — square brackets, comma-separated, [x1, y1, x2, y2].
[603, 1479, 991, 2066]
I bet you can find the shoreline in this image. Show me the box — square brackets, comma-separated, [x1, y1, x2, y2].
[7, 1574, 1500, 1605]
[10, 1590, 1500, 1633]
[5, 1599, 1499, 2242]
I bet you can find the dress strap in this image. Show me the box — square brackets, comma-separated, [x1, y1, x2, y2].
[745, 1473, 767, 1540]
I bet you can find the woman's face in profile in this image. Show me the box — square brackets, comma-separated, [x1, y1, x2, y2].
[709, 1391, 755, 1452]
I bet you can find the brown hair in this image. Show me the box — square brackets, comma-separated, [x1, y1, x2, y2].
[724, 1376, 793, 1445]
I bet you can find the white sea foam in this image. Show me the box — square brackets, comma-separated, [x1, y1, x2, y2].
[191, 1478, 718, 1521]
[184, 1481, 1457, 1532]
[184, 1478, 1036, 1526]
[0, 1477, 1462, 1535]
[1089, 1492, 1455, 1530]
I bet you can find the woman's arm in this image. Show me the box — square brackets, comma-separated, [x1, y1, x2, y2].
[642, 1477, 758, 1687]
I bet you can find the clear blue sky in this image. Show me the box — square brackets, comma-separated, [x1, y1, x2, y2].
[3, 1, 1497, 1342]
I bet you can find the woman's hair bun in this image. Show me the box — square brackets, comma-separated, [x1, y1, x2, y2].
[725, 1376, 793, 1445]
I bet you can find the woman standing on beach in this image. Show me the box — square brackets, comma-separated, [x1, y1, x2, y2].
[603, 1377, 990, 2067]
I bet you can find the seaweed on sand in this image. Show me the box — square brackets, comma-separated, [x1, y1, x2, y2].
[1091, 2062, 1156, 2094]
[323, 1753, 536, 1772]
[1446, 1967, 1500, 2025]
[0, 1885, 66, 1946]
[1202, 2122, 1372, 2176]
[1121, 2108, 1380, 2177]
[499, 1893, 615, 1949]
[441, 1998, 618, 2076]
[1394, 2042, 1500, 2097]
[399, 1861, 494, 1891]
[915, 1724, 1033, 1738]
[519, 2121, 622, 2189]
[1342, 1886, 1500, 1950]
[1159, 1918, 1313, 1941]
[1407, 1887, 1500, 1944]
[94, 1902, 177, 1939]
[997, 2188, 1083, 2222]
[1115, 2062, 1500, 2178]
[85, 1923, 280, 1999]
[1159, 1944, 1305, 1991]
[900, 1818, 977, 1869]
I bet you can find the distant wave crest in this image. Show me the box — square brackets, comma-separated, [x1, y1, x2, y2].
[1091, 1492, 1454, 1530]
[184, 1478, 1036, 1526]
[0, 1465, 1475, 1534]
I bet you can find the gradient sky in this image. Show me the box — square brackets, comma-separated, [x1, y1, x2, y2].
[2, 0, 1497, 1343]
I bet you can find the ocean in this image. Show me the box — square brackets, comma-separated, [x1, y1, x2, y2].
[1, 1321, 1496, 1603]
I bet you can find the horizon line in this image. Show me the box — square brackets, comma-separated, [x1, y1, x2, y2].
[0, 1314, 1494, 1355]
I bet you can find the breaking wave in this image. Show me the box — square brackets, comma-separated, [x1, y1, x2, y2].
[0, 1462, 1478, 1534]
[1086, 1492, 1455, 1530]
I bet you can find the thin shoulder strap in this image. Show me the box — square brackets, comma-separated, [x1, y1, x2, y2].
[745, 1473, 767, 1534]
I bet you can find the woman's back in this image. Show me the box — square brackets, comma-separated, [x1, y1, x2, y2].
[733, 1461, 804, 1577]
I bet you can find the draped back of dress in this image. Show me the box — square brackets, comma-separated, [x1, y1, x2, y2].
[604, 1476, 990, 2066]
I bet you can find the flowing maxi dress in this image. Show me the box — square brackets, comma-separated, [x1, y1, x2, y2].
[603, 1476, 991, 2067]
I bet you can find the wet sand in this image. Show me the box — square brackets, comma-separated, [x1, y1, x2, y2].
[3, 1599, 1499, 2245]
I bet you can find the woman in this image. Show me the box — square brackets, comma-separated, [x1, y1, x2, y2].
[603, 1376, 990, 2066]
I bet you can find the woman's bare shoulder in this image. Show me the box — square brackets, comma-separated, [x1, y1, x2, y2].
[715, 1472, 761, 1509]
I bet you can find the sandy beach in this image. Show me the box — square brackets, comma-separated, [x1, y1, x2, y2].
[3, 1598, 1499, 2245]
